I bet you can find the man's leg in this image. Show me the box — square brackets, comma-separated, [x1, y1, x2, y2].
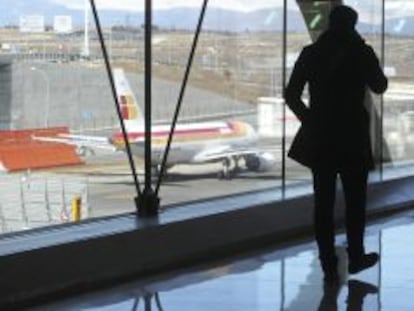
[341, 167, 367, 258]
[341, 167, 378, 273]
[312, 168, 337, 280]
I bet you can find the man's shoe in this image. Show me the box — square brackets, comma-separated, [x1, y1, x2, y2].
[348, 253, 379, 274]
[347, 280, 378, 307]
[348, 280, 378, 296]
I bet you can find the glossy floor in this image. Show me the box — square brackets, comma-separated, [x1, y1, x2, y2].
[33, 212, 414, 311]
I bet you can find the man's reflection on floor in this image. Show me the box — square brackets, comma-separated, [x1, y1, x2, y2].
[131, 292, 163, 311]
[128, 276, 378, 311]
[318, 280, 378, 311]
[347, 280, 378, 311]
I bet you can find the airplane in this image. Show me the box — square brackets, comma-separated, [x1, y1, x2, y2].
[34, 68, 276, 179]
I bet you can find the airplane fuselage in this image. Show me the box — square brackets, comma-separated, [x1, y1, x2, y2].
[110, 120, 257, 166]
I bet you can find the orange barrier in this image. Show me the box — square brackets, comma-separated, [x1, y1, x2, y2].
[0, 127, 83, 172]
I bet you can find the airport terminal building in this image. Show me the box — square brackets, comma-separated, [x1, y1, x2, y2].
[1, 1, 414, 310]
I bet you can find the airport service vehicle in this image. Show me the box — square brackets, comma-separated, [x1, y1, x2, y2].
[34, 68, 275, 179]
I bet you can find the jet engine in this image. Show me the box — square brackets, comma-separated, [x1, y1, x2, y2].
[244, 152, 275, 172]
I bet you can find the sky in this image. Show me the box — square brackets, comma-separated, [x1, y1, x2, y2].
[53, 0, 284, 12]
[52, 0, 414, 18]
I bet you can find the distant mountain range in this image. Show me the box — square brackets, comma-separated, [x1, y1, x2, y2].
[1, 0, 414, 36]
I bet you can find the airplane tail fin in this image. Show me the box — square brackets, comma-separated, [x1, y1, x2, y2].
[113, 68, 143, 130]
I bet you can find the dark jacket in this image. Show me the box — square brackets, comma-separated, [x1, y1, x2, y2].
[284, 29, 388, 170]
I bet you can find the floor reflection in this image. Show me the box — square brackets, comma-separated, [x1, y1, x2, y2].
[315, 279, 378, 311]
[34, 212, 414, 311]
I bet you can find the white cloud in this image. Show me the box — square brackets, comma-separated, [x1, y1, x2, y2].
[52, 0, 284, 12]
[385, 2, 414, 18]
[51, 0, 414, 18]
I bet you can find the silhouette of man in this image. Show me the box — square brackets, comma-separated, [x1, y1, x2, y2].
[317, 279, 378, 311]
[284, 5, 388, 282]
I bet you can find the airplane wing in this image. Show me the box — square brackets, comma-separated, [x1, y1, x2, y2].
[32, 133, 118, 152]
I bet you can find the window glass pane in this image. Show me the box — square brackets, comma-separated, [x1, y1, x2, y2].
[344, 0, 384, 182]
[285, 1, 386, 191]
[8, 1, 410, 235]
[0, 1, 144, 232]
[0, 1, 287, 234]
[284, 0, 318, 193]
[383, 0, 414, 179]
[152, 1, 284, 205]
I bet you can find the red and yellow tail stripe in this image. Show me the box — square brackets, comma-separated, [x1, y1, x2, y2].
[111, 121, 250, 148]
[120, 95, 139, 120]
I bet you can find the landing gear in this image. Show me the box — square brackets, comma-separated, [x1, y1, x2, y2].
[233, 156, 241, 173]
[218, 156, 241, 180]
[218, 158, 232, 179]
[151, 164, 171, 181]
[76, 146, 95, 157]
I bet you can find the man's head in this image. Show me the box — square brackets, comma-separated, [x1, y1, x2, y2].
[329, 5, 358, 32]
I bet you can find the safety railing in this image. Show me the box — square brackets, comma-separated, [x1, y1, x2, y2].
[0, 173, 89, 233]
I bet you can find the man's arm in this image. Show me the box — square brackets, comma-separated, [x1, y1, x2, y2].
[284, 49, 310, 122]
[364, 46, 388, 94]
